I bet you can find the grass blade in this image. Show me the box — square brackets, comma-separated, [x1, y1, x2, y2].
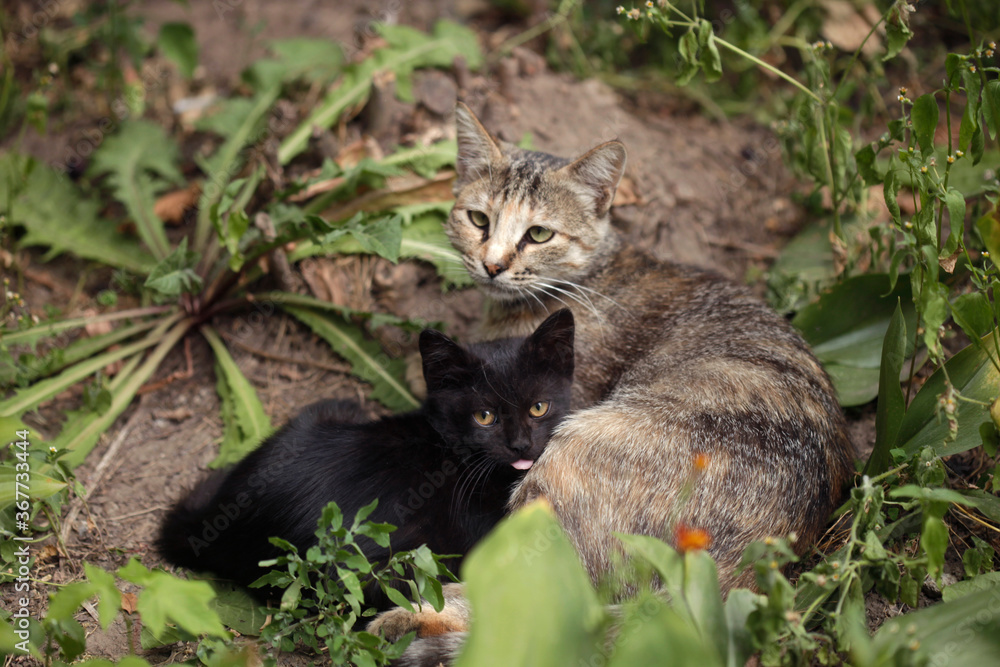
[201, 325, 273, 467]
[61, 319, 192, 468]
[863, 302, 907, 477]
[0, 313, 182, 418]
[0, 306, 174, 346]
[282, 305, 418, 412]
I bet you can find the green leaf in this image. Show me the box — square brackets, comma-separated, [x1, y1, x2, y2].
[941, 571, 1000, 602]
[864, 302, 906, 476]
[46, 582, 97, 623]
[898, 333, 1000, 457]
[855, 144, 882, 186]
[883, 14, 913, 61]
[282, 306, 418, 412]
[311, 214, 403, 264]
[202, 326, 273, 467]
[682, 550, 728, 663]
[90, 120, 184, 260]
[157, 23, 199, 79]
[952, 292, 994, 340]
[911, 94, 939, 155]
[84, 563, 122, 631]
[958, 489, 1000, 523]
[143, 237, 203, 299]
[883, 165, 902, 226]
[697, 20, 722, 83]
[117, 559, 228, 640]
[792, 274, 915, 407]
[608, 593, 722, 667]
[0, 153, 156, 274]
[0, 465, 67, 507]
[278, 20, 482, 164]
[248, 38, 345, 89]
[983, 79, 1000, 141]
[941, 187, 967, 258]
[874, 588, 1000, 662]
[208, 582, 268, 636]
[976, 205, 1000, 260]
[196, 85, 280, 253]
[455, 500, 605, 667]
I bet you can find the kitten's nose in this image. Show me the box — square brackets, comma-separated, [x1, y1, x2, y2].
[483, 261, 507, 278]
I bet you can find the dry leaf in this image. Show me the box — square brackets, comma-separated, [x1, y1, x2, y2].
[121, 592, 138, 614]
[83, 309, 113, 337]
[335, 136, 384, 169]
[154, 183, 201, 225]
[37, 544, 60, 564]
[152, 407, 194, 422]
[939, 249, 961, 273]
[820, 0, 882, 57]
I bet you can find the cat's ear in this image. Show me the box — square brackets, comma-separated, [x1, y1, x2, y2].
[523, 308, 575, 377]
[420, 329, 473, 392]
[455, 102, 502, 192]
[560, 140, 627, 217]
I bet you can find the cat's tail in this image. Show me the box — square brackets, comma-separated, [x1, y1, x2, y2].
[156, 469, 229, 574]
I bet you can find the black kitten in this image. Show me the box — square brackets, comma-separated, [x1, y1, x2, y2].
[157, 309, 574, 605]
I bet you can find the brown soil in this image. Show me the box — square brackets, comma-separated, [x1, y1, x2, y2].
[1, 0, 879, 664]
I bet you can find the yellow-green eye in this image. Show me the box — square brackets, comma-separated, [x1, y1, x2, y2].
[528, 401, 549, 418]
[528, 226, 554, 243]
[468, 210, 490, 229]
[473, 409, 497, 426]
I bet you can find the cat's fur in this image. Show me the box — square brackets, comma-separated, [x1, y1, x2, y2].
[158, 309, 574, 607]
[368, 103, 855, 661]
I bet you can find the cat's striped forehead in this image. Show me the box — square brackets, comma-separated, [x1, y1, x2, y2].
[489, 150, 570, 203]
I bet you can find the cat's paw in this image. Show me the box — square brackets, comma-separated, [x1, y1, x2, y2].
[367, 603, 468, 641]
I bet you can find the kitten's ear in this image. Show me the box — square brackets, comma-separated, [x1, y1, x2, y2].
[523, 309, 575, 377]
[420, 329, 473, 392]
[560, 140, 627, 217]
[455, 102, 502, 192]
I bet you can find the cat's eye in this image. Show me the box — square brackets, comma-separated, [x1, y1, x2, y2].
[468, 210, 490, 229]
[527, 226, 554, 243]
[528, 401, 550, 418]
[473, 409, 497, 426]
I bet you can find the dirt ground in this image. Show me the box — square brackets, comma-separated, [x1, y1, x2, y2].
[2, 0, 881, 663]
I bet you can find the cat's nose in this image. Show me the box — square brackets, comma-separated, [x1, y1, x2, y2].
[483, 261, 507, 278]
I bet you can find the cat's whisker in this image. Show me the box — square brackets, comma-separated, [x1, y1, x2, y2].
[551, 278, 626, 313]
[533, 285, 573, 313]
[536, 281, 602, 323]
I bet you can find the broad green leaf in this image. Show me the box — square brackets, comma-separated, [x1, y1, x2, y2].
[941, 187, 967, 258]
[144, 237, 203, 299]
[882, 11, 913, 61]
[958, 489, 1000, 523]
[117, 559, 228, 640]
[983, 80, 1000, 140]
[855, 143, 882, 186]
[282, 306, 418, 412]
[455, 500, 605, 667]
[310, 214, 403, 263]
[921, 514, 948, 582]
[202, 326, 273, 467]
[0, 466, 66, 507]
[792, 274, 915, 407]
[911, 94, 939, 155]
[898, 333, 1000, 457]
[608, 592, 722, 667]
[698, 20, 722, 83]
[864, 302, 906, 476]
[247, 38, 345, 89]
[279, 20, 483, 164]
[84, 563, 122, 631]
[157, 23, 199, 79]
[0, 153, 156, 274]
[90, 120, 184, 260]
[952, 292, 994, 340]
[208, 581, 268, 636]
[722, 589, 758, 667]
[290, 214, 473, 288]
[682, 550, 727, 663]
[766, 222, 836, 312]
[874, 588, 1000, 664]
[883, 165, 901, 226]
[942, 571, 1000, 603]
[976, 204, 1000, 260]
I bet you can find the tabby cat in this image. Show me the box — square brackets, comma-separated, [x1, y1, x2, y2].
[368, 103, 855, 662]
[158, 309, 574, 607]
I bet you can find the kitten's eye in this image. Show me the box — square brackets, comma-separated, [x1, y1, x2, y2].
[468, 210, 490, 229]
[473, 409, 497, 426]
[528, 401, 550, 418]
[527, 226, 554, 243]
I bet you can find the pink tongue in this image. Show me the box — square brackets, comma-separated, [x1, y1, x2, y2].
[512, 459, 534, 470]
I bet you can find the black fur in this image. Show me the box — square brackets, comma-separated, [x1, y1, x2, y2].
[157, 310, 574, 607]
